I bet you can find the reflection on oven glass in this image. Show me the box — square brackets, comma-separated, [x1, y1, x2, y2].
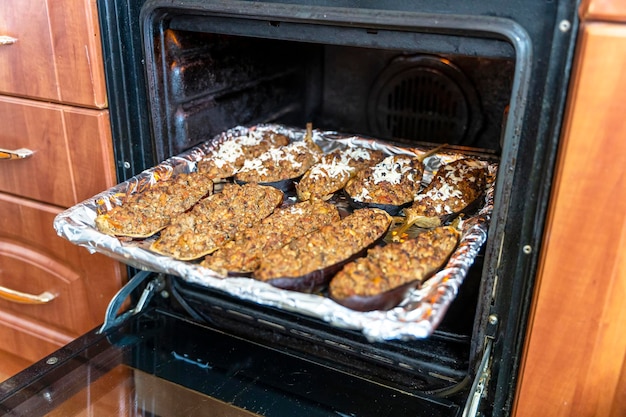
[44, 366, 261, 417]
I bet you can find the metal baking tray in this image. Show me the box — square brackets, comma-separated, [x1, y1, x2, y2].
[54, 124, 498, 341]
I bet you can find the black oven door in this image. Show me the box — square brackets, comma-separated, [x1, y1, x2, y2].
[0, 305, 463, 417]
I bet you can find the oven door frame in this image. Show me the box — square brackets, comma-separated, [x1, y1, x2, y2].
[97, 1, 580, 415]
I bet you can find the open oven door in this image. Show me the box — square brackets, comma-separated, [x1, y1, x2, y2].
[0, 272, 497, 417]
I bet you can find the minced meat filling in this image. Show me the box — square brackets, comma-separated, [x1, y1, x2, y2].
[202, 199, 340, 274]
[150, 183, 283, 260]
[254, 208, 392, 281]
[344, 154, 424, 206]
[94, 171, 214, 237]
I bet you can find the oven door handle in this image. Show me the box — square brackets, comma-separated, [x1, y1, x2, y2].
[98, 271, 164, 334]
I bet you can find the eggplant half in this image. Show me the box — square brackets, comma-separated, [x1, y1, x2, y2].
[95, 171, 214, 238]
[393, 158, 487, 240]
[329, 225, 460, 312]
[201, 199, 340, 276]
[343, 154, 424, 215]
[342, 145, 446, 216]
[296, 147, 385, 201]
[253, 208, 393, 293]
[197, 128, 290, 180]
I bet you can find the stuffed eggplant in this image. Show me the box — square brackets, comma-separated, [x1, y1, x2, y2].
[343, 154, 424, 215]
[197, 128, 290, 179]
[150, 183, 283, 260]
[254, 208, 393, 293]
[201, 199, 340, 275]
[296, 146, 385, 201]
[393, 158, 487, 240]
[95, 171, 214, 238]
[329, 225, 460, 311]
[233, 137, 322, 192]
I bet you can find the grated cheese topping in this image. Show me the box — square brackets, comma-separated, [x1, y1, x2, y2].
[370, 155, 414, 185]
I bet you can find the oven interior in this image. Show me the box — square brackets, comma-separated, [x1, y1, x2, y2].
[139, 9, 512, 405]
[95, 0, 579, 415]
[148, 18, 514, 161]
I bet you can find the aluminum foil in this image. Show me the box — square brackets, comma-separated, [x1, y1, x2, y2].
[54, 124, 498, 342]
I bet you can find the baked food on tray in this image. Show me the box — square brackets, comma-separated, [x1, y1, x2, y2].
[94, 171, 214, 238]
[201, 199, 340, 275]
[150, 183, 284, 260]
[329, 225, 460, 311]
[197, 128, 290, 179]
[296, 146, 385, 201]
[233, 139, 323, 186]
[343, 154, 424, 214]
[253, 208, 393, 293]
[393, 158, 487, 239]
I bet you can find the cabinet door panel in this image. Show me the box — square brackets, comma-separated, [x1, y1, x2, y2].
[0, 194, 124, 335]
[0, 96, 115, 207]
[0, 0, 57, 101]
[0, 0, 107, 107]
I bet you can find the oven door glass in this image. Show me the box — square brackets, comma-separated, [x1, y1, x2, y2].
[0, 309, 462, 416]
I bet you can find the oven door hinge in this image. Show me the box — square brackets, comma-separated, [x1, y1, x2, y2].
[462, 337, 493, 417]
[463, 312, 498, 417]
[98, 271, 165, 334]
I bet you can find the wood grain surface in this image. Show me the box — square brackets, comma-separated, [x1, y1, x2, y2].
[513, 22, 626, 417]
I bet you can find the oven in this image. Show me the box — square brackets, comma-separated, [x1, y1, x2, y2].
[0, 0, 579, 416]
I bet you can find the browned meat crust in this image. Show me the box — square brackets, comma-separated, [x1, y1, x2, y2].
[344, 154, 424, 206]
[296, 147, 385, 201]
[329, 226, 459, 302]
[94, 171, 214, 238]
[234, 141, 322, 184]
[404, 158, 487, 224]
[254, 208, 392, 282]
[201, 199, 340, 275]
[150, 183, 283, 260]
[197, 130, 290, 179]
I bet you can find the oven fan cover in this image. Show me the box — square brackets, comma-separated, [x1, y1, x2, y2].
[367, 55, 482, 146]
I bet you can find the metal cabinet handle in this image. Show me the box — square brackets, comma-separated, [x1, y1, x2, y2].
[0, 148, 34, 160]
[0, 285, 56, 304]
[0, 36, 18, 45]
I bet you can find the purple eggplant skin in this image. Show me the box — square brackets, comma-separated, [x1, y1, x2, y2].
[343, 189, 410, 216]
[226, 270, 254, 278]
[330, 280, 420, 312]
[234, 176, 301, 194]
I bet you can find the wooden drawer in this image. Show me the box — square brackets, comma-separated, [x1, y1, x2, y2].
[0, 96, 117, 207]
[0, 311, 71, 365]
[0, 0, 107, 107]
[0, 193, 124, 336]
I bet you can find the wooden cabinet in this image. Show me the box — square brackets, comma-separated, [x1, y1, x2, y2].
[0, 0, 124, 381]
[512, 2, 626, 416]
[0, 0, 107, 107]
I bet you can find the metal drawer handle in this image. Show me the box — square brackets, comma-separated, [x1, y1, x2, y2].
[0, 36, 18, 45]
[0, 285, 56, 304]
[0, 147, 35, 160]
